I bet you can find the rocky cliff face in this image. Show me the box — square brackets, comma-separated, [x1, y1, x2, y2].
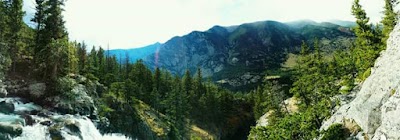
[321, 22, 400, 139]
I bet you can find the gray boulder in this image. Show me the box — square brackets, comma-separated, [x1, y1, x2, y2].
[50, 76, 99, 116]
[0, 122, 22, 137]
[28, 83, 46, 99]
[0, 101, 14, 114]
[53, 84, 96, 116]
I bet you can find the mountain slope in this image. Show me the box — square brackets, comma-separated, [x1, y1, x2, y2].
[143, 20, 355, 90]
[320, 21, 400, 139]
[106, 42, 161, 63]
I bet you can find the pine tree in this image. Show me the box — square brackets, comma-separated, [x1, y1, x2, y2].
[124, 52, 130, 78]
[351, 0, 381, 78]
[291, 41, 312, 106]
[182, 69, 193, 95]
[76, 42, 87, 74]
[152, 67, 162, 111]
[31, 0, 70, 82]
[6, 0, 24, 72]
[42, 0, 67, 41]
[0, 0, 9, 52]
[87, 46, 99, 79]
[154, 67, 161, 91]
[252, 86, 264, 119]
[166, 75, 188, 138]
[381, 0, 399, 45]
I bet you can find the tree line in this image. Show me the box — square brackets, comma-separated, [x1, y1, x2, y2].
[1, 1, 254, 139]
[249, 0, 398, 139]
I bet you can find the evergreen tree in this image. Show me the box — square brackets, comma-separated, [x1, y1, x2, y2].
[252, 87, 264, 120]
[291, 41, 312, 106]
[124, 52, 130, 78]
[32, 0, 45, 47]
[76, 42, 87, 74]
[182, 69, 193, 95]
[97, 47, 105, 77]
[351, 0, 381, 78]
[166, 75, 188, 138]
[42, 0, 67, 41]
[31, 0, 70, 82]
[7, 0, 24, 72]
[381, 0, 399, 45]
[152, 67, 162, 111]
[0, 0, 8, 43]
[129, 59, 153, 102]
[0, 0, 9, 55]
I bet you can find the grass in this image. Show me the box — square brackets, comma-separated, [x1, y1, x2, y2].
[190, 125, 215, 140]
[135, 100, 169, 137]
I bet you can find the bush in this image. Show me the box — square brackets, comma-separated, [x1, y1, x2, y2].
[361, 68, 371, 81]
[321, 123, 349, 140]
[56, 77, 78, 93]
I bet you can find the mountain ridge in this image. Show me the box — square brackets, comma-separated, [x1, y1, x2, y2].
[140, 20, 354, 90]
[107, 19, 355, 90]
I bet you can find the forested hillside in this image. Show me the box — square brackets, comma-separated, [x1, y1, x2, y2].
[106, 42, 161, 63]
[249, 0, 398, 139]
[143, 20, 355, 91]
[0, 0, 253, 139]
[0, 0, 398, 140]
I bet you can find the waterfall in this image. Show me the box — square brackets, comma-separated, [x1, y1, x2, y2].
[0, 97, 130, 140]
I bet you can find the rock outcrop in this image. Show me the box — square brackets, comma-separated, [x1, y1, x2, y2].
[321, 22, 400, 139]
[48, 75, 104, 117]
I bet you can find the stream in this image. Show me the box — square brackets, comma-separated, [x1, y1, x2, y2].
[0, 97, 130, 140]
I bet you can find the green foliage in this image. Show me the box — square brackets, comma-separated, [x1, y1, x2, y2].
[0, 0, 32, 76]
[250, 39, 342, 139]
[351, 0, 384, 80]
[391, 89, 396, 96]
[252, 80, 285, 120]
[362, 67, 372, 81]
[56, 76, 78, 93]
[32, 0, 69, 82]
[76, 42, 88, 74]
[45, 38, 78, 81]
[6, 0, 25, 72]
[381, 0, 399, 45]
[321, 124, 350, 140]
[291, 39, 339, 106]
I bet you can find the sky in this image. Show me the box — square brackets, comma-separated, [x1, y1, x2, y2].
[23, 0, 385, 49]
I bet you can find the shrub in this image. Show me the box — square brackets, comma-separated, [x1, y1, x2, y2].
[361, 68, 371, 81]
[321, 123, 349, 140]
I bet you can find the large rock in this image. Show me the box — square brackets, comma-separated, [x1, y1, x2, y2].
[49, 76, 102, 116]
[0, 100, 15, 114]
[28, 83, 46, 99]
[321, 22, 400, 139]
[53, 84, 96, 116]
[0, 122, 23, 137]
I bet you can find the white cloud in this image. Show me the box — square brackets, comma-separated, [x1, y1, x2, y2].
[24, 0, 385, 49]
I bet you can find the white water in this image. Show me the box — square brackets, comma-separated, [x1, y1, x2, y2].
[0, 97, 130, 140]
[13, 116, 131, 140]
[13, 124, 50, 140]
